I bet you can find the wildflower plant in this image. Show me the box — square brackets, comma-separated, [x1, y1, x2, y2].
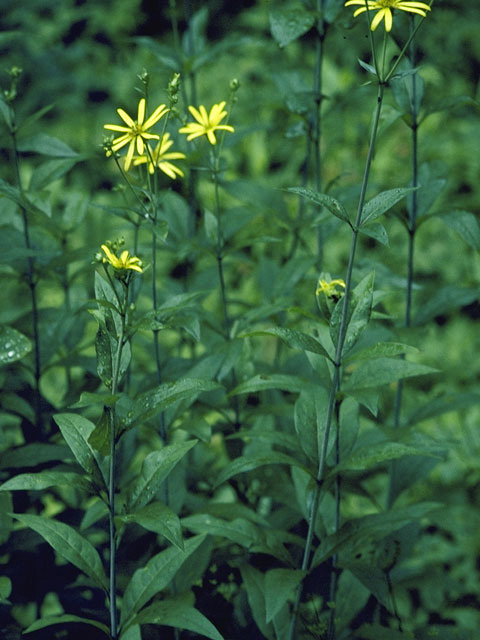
[1, 3, 480, 640]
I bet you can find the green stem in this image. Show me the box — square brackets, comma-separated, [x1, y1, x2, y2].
[314, 8, 326, 267]
[107, 280, 128, 640]
[388, 17, 419, 509]
[327, 400, 341, 640]
[288, 82, 386, 640]
[11, 124, 42, 434]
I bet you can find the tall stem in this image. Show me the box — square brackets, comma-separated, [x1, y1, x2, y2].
[288, 82, 386, 640]
[314, 1, 326, 266]
[388, 18, 419, 509]
[11, 124, 42, 434]
[107, 281, 128, 640]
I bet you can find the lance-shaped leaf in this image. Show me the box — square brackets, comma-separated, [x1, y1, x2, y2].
[11, 513, 107, 590]
[265, 569, 306, 623]
[269, 8, 315, 48]
[23, 614, 109, 635]
[242, 327, 332, 360]
[182, 514, 265, 551]
[125, 379, 222, 428]
[53, 413, 104, 484]
[360, 187, 415, 226]
[126, 599, 224, 639]
[0, 325, 32, 365]
[330, 272, 374, 357]
[0, 471, 91, 493]
[229, 373, 305, 396]
[344, 357, 437, 391]
[312, 502, 440, 566]
[436, 209, 480, 250]
[118, 502, 183, 550]
[121, 534, 206, 627]
[126, 441, 197, 512]
[214, 452, 311, 489]
[331, 441, 440, 475]
[288, 187, 351, 225]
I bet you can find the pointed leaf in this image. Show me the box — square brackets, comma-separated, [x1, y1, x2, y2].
[128, 599, 223, 639]
[265, 569, 305, 622]
[334, 442, 440, 474]
[243, 327, 331, 360]
[269, 8, 315, 48]
[126, 441, 197, 512]
[412, 285, 480, 326]
[12, 513, 107, 590]
[330, 272, 374, 356]
[53, 413, 104, 482]
[361, 187, 415, 226]
[229, 373, 305, 396]
[119, 502, 183, 550]
[125, 379, 222, 428]
[288, 187, 351, 225]
[358, 222, 389, 245]
[436, 209, 480, 250]
[23, 615, 109, 635]
[346, 341, 418, 363]
[0, 471, 91, 492]
[344, 357, 437, 391]
[121, 534, 206, 626]
[214, 453, 311, 489]
[181, 514, 264, 550]
[0, 325, 32, 365]
[17, 133, 78, 157]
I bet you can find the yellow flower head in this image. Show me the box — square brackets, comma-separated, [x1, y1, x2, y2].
[104, 98, 169, 170]
[179, 101, 234, 145]
[101, 244, 143, 273]
[344, 0, 431, 32]
[316, 278, 346, 299]
[133, 133, 185, 179]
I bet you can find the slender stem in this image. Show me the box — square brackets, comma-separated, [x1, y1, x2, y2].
[107, 280, 128, 640]
[388, 17, 419, 509]
[314, 8, 326, 267]
[288, 82, 386, 640]
[327, 400, 341, 639]
[213, 151, 230, 338]
[10, 123, 43, 434]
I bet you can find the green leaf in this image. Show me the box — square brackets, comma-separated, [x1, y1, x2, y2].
[239, 565, 274, 640]
[412, 285, 480, 326]
[288, 187, 351, 225]
[334, 441, 439, 474]
[407, 392, 480, 426]
[344, 357, 437, 391]
[346, 341, 418, 363]
[0, 325, 32, 365]
[358, 59, 377, 76]
[408, 162, 445, 218]
[356, 623, 418, 639]
[0, 494, 13, 544]
[339, 397, 360, 458]
[127, 599, 224, 640]
[181, 514, 265, 550]
[360, 187, 415, 225]
[23, 614, 109, 635]
[121, 534, 206, 627]
[330, 272, 374, 357]
[214, 452, 311, 489]
[0, 576, 11, 602]
[242, 327, 332, 360]
[126, 441, 197, 511]
[29, 158, 78, 190]
[265, 569, 305, 623]
[0, 443, 69, 469]
[17, 133, 78, 157]
[294, 387, 330, 464]
[358, 222, 389, 245]
[229, 373, 305, 396]
[0, 471, 91, 492]
[125, 379, 222, 428]
[53, 413, 104, 483]
[118, 502, 184, 550]
[269, 8, 315, 48]
[436, 209, 480, 250]
[12, 513, 108, 590]
[313, 502, 440, 566]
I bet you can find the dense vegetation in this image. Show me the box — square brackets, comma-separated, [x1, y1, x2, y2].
[0, 1, 479, 639]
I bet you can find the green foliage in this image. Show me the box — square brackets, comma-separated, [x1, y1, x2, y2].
[0, 1, 478, 638]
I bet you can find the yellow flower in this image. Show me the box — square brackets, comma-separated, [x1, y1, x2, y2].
[344, 0, 431, 32]
[104, 98, 169, 170]
[133, 133, 185, 179]
[179, 101, 234, 145]
[101, 244, 143, 273]
[316, 278, 346, 298]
